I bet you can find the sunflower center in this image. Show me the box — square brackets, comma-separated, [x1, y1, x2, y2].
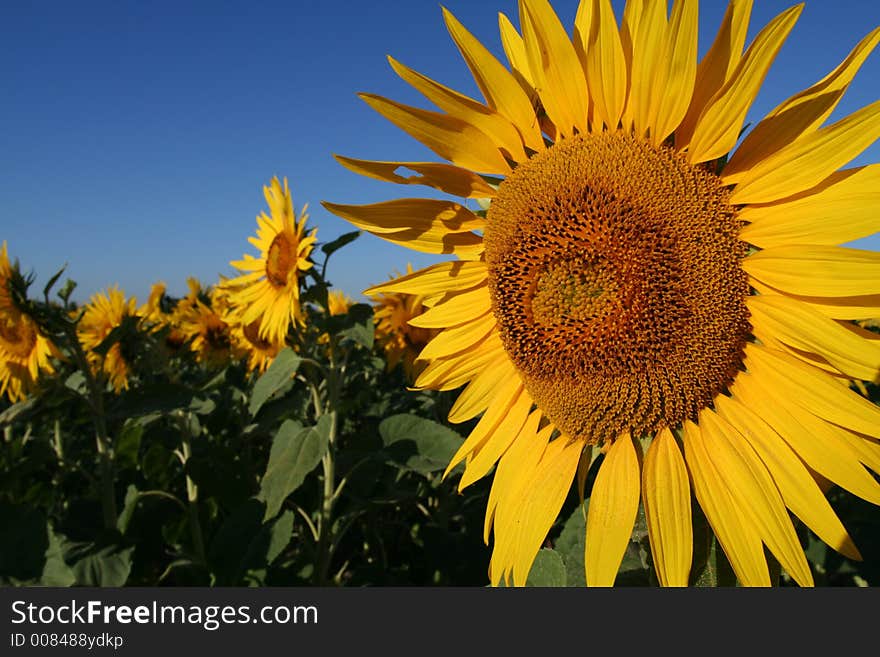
[266, 233, 296, 287]
[484, 132, 750, 444]
[0, 312, 38, 360]
[243, 318, 272, 350]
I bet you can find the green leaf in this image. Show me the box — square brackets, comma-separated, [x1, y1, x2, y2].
[526, 549, 567, 586]
[40, 526, 76, 587]
[555, 505, 587, 587]
[115, 422, 144, 471]
[321, 230, 360, 257]
[266, 511, 295, 565]
[67, 543, 134, 587]
[249, 348, 302, 416]
[379, 414, 464, 476]
[116, 485, 140, 535]
[0, 397, 38, 427]
[257, 417, 331, 520]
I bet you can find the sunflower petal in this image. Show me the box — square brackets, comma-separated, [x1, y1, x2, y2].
[409, 284, 492, 329]
[651, 0, 699, 145]
[333, 156, 497, 199]
[322, 198, 483, 236]
[581, 0, 627, 130]
[585, 434, 641, 586]
[716, 395, 861, 561]
[732, 372, 880, 505]
[519, 0, 590, 137]
[746, 344, 880, 439]
[642, 427, 692, 587]
[676, 0, 754, 148]
[682, 419, 770, 586]
[498, 12, 537, 88]
[749, 278, 880, 321]
[748, 295, 880, 381]
[415, 331, 505, 392]
[739, 165, 880, 248]
[418, 312, 495, 360]
[726, 27, 880, 179]
[359, 93, 511, 174]
[687, 5, 802, 164]
[443, 8, 545, 153]
[448, 352, 517, 423]
[729, 97, 880, 203]
[744, 245, 880, 298]
[625, 0, 668, 138]
[364, 260, 487, 297]
[699, 409, 813, 586]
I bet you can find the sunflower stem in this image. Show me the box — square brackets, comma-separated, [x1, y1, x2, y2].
[177, 414, 206, 566]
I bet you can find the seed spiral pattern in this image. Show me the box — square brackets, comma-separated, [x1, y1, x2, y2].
[484, 132, 750, 443]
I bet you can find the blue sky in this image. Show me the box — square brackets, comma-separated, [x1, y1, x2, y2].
[2, 0, 879, 304]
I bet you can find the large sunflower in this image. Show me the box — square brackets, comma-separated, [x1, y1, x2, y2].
[0, 242, 57, 402]
[78, 286, 139, 393]
[226, 177, 317, 345]
[325, 0, 880, 587]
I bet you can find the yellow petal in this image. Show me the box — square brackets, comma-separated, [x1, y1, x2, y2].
[746, 344, 880, 439]
[687, 5, 802, 164]
[726, 27, 880, 179]
[731, 372, 880, 505]
[409, 284, 492, 329]
[739, 165, 880, 248]
[448, 350, 517, 423]
[519, 0, 589, 137]
[359, 93, 511, 175]
[642, 427, 692, 587]
[443, 8, 545, 153]
[459, 386, 533, 489]
[699, 409, 813, 587]
[388, 56, 528, 163]
[496, 435, 581, 586]
[743, 245, 880, 298]
[445, 374, 524, 474]
[486, 414, 549, 545]
[748, 295, 880, 381]
[682, 419, 770, 586]
[581, 0, 627, 130]
[749, 278, 880, 321]
[728, 97, 880, 204]
[322, 198, 483, 236]
[364, 260, 487, 297]
[676, 0, 754, 149]
[498, 12, 537, 88]
[716, 395, 861, 560]
[652, 0, 699, 145]
[585, 434, 641, 587]
[625, 0, 668, 138]
[415, 332, 505, 392]
[333, 156, 497, 199]
[417, 311, 495, 361]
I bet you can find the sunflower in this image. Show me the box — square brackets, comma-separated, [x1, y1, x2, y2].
[78, 286, 139, 393]
[325, 0, 880, 587]
[138, 281, 170, 332]
[225, 177, 317, 345]
[327, 290, 354, 316]
[370, 265, 434, 380]
[0, 242, 57, 402]
[177, 285, 240, 368]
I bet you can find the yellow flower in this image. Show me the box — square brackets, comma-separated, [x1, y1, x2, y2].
[138, 281, 170, 332]
[78, 286, 139, 393]
[370, 265, 434, 380]
[225, 177, 317, 345]
[325, 0, 880, 587]
[327, 290, 353, 317]
[0, 242, 57, 402]
[177, 286, 240, 368]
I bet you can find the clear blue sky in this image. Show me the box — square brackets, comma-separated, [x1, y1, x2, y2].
[2, 0, 879, 304]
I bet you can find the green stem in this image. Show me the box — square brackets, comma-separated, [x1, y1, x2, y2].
[312, 360, 340, 585]
[179, 429, 207, 565]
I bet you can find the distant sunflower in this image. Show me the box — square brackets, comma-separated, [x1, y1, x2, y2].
[177, 286, 239, 368]
[78, 286, 139, 393]
[327, 290, 353, 316]
[325, 0, 880, 587]
[370, 265, 434, 380]
[0, 242, 57, 402]
[226, 177, 317, 345]
[138, 281, 170, 332]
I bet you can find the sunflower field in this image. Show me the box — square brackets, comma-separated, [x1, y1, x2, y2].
[3, 0, 880, 589]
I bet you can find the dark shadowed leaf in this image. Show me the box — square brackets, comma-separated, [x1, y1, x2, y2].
[257, 417, 331, 519]
[249, 348, 302, 416]
[526, 549, 567, 587]
[40, 526, 76, 587]
[67, 543, 134, 587]
[379, 414, 463, 476]
[321, 230, 360, 257]
[556, 505, 587, 587]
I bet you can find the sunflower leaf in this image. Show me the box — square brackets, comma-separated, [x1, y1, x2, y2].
[379, 414, 463, 476]
[526, 549, 567, 587]
[248, 348, 302, 417]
